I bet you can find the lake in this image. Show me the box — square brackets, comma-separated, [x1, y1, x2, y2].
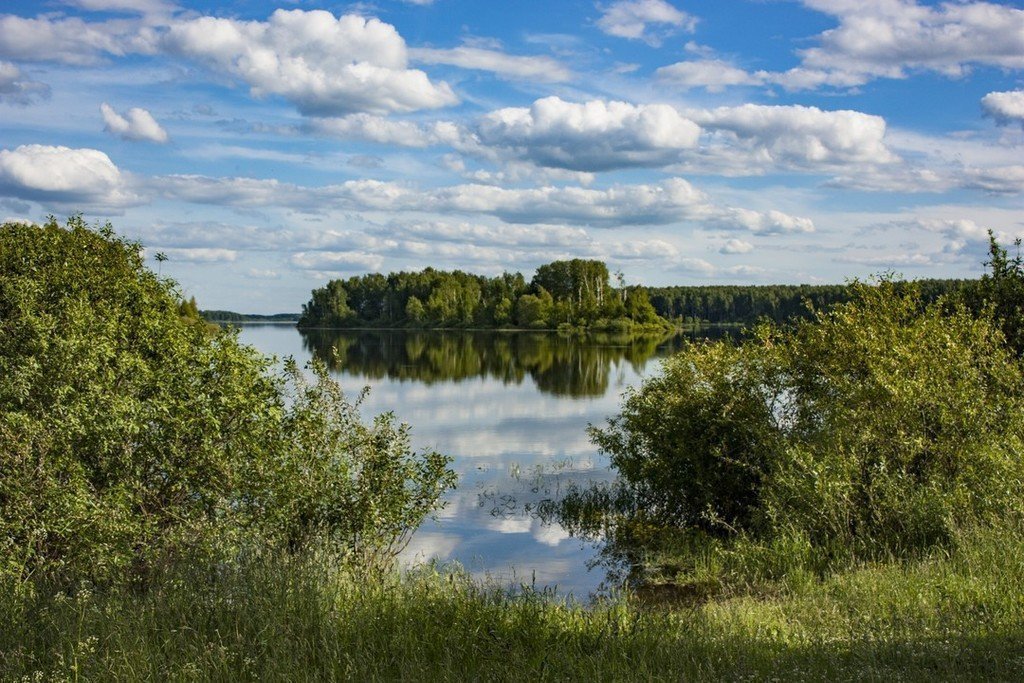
[237, 326, 719, 597]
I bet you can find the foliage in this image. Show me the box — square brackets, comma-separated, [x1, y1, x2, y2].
[978, 230, 1024, 356]
[0, 217, 454, 588]
[646, 279, 974, 325]
[200, 310, 299, 323]
[590, 279, 1024, 569]
[266, 358, 456, 564]
[298, 259, 671, 330]
[4, 527, 1024, 681]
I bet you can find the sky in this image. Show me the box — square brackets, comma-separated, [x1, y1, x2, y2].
[0, 0, 1022, 312]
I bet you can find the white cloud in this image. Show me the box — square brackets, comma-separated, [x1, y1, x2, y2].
[64, 0, 177, 15]
[708, 208, 815, 235]
[690, 104, 898, 168]
[159, 247, 237, 263]
[151, 172, 820, 237]
[797, 0, 1024, 86]
[604, 238, 680, 260]
[0, 144, 138, 207]
[163, 9, 458, 116]
[410, 46, 572, 82]
[835, 252, 937, 267]
[982, 90, 1024, 126]
[720, 238, 754, 254]
[656, 59, 763, 92]
[596, 0, 695, 45]
[475, 96, 701, 171]
[100, 102, 169, 143]
[433, 178, 708, 226]
[961, 165, 1024, 195]
[245, 268, 280, 279]
[306, 115, 470, 149]
[0, 14, 159, 66]
[375, 220, 591, 248]
[0, 61, 49, 105]
[290, 250, 384, 272]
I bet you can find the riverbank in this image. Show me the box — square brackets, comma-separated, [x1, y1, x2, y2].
[4, 525, 1022, 681]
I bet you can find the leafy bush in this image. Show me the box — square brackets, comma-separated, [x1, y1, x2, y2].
[591, 279, 1024, 564]
[266, 358, 456, 565]
[0, 217, 454, 588]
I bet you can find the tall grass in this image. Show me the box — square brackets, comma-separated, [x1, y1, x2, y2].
[3, 525, 1023, 681]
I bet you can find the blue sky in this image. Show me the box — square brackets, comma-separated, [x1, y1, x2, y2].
[0, 0, 1022, 312]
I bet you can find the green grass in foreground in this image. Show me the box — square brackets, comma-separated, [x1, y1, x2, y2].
[3, 527, 1024, 682]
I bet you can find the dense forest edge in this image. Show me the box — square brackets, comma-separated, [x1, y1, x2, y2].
[200, 309, 300, 323]
[297, 258, 976, 332]
[5, 216, 1024, 680]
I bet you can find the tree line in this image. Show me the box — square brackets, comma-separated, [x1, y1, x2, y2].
[298, 259, 664, 330]
[646, 279, 976, 325]
[299, 257, 980, 331]
[200, 310, 300, 323]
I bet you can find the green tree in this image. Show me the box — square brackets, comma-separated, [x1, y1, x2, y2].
[591, 279, 1024, 563]
[515, 288, 553, 328]
[0, 218, 455, 587]
[624, 287, 658, 323]
[979, 230, 1024, 356]
[405, 295, 426, 324]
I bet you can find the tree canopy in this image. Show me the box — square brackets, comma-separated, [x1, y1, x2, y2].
[0, 217, 454, 587]
[298, 259, 669, 331]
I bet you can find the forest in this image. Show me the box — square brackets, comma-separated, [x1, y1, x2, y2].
[297, 259, 664, 330]
[299, 258, 977, 331]
[643, 279, 974, 324]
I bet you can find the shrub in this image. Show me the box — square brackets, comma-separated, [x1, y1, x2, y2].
[591, 279, 1024, 564]
[0, 217, 454, 588]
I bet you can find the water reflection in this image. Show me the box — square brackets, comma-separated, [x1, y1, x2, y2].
[238, 325, 741, 597]
[300, 329, 681, 398]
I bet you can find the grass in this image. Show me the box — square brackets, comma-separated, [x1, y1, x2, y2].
[2, 526, 1023, 682]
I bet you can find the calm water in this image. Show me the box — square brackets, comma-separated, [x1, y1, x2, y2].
[236, 326, 717, 597]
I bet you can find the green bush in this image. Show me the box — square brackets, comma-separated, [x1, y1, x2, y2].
[591, 279, 1024, 564]
[0, 217, 454, 588]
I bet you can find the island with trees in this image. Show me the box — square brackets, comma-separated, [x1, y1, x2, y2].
[297, 258, 667, 331]
[298, 258, 976, 332]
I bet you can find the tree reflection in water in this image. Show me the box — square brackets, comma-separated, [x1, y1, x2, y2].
[300, 329, 688, 398]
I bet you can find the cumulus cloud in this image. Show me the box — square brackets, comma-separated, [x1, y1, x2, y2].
[410, 46, 572, 82]
[158, 247, 237, 263]
[162, 9, 458, 116]
[656, 60, 763, 92]
[708, 208, 815, 235]
[659, 3, 1024, 93]
[0, 61, 49, 105]
[796, 0, 1024, 86]
[596, 0, 695, 45]
[432, 178, 707, 226]
[306, 115, 467, 149]
[982, 90, 1024, 127]
[374, 220, 591, 249]
[0, 14, 159, 66]
[290, 250, 384, 273]
[475, 96, 701, 172]
[690, 104, 898, 168]
[100, 102, 169, 143]
[460, 99, 898, 177]
[720, 238, 754, 254]
[151, 172, 819, 237]
[961, 165, 1024, 195]
[0, 144, 138, 207]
